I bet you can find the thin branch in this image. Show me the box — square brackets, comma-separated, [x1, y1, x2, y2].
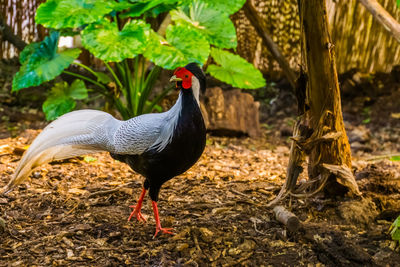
[358, 0, 400, 42]
[0, 14, 27, 51]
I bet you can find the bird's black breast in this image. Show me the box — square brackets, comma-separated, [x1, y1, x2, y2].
[116, 89, 206, 192]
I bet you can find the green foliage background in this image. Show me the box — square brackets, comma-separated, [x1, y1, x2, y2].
[13, 0, 266, 120]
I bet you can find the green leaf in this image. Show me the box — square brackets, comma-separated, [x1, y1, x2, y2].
[207, 48, 266, 89]
[390, 216, 400, 232]
[201, 0, 245, 14]
[390, 216, 400, 244]
[362, 118, 371, 124]
[36, 0, 113, 29]
[120, 0, 178, 18]
[167, 24, 209, 65]
[67, 79, 88, 100]
[82, 19, 150, 62]
[94, 71, 112, 84]
[43, 95, 75, 121]
[144, 25, 209, 69]
[397, 0, 400, 8]
[171, 1, 237, 48]
[144, 32, 185, 69]
[110, 0, 137, 12]
[393, 229, 400, 240]
[19, 42, 40, 64]
[390, 155, 400, 161]
[43, 82, 75, 120]
[12, 32, 81, 91]
[152, 104, 162, 112]
[148, 1, 182, 17]
[83, 156, 97, 163]
[42, 80, 88, 120]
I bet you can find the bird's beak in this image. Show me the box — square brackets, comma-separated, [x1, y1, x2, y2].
[169, 75, 182, 83]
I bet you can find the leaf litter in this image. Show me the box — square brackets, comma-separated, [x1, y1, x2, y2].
[0, 128, 399, 266]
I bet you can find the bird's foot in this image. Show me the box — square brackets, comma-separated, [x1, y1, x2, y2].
[128, 205, 147, 223]
[153, 226, 174, 238]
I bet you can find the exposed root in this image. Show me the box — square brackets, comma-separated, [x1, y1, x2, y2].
[268, 109, 361, 206]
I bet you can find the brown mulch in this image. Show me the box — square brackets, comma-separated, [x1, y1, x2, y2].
[0, 129, 399, 266]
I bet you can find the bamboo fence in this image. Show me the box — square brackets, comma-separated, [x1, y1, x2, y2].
[233, 0, 400, 76]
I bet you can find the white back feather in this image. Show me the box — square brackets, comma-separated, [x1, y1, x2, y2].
[1, 110, 122, 194]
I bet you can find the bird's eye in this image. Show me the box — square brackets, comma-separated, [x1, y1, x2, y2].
[185, 75, 189, 78]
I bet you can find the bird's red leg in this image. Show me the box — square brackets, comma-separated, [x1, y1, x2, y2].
[128, 188, 147, 223]
[152, 201, 173, 238]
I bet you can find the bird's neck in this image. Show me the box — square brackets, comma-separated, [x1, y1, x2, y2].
[170, 89, 198, 118]
[150, 88, 201, 152]
[190, 77, 201, 105]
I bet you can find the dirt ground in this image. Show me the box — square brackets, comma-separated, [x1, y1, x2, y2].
[0, 129, 399, 266]
[0, 61, 400, 266]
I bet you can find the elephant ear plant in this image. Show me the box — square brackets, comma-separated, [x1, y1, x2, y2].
[12, 0, 266, 120]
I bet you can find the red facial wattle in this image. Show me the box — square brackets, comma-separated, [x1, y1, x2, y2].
[173, 67, 193, 89]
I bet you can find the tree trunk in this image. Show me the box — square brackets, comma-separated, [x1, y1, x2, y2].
[268, 0, 361, 204]
[295, 0, 360, 196]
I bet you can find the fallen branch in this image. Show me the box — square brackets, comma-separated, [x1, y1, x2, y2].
[358, 0, 400, 42]
[88, 188, 120, 198]
[273, 205, 301, 232]
[88, 182, 134, 198]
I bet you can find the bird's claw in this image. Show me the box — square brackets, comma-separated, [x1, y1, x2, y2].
[153, 227, 174, 238]
[128, 205, 147, 223]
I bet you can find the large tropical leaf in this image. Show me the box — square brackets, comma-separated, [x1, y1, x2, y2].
[170, 1, 237, 48]
[144, 24, 209, 69]
[144, 32, 186, 69]
[19, 42, 40, 65]
[110, 0, 137, 12]
[81, 19, 150, 62]
[207, 48, 266, 89]
[36, 0, 113, 29]
[43, 79, 88, 120]
[12, 32, 81, 91]
[201, 0, 245, 14]
[119, 0, 179, 18]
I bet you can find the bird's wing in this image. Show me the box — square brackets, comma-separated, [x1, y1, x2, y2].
[1, 109, 165, 194]
[112, 113, 165, 154]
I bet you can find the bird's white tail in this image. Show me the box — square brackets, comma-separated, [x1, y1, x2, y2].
[1, 110, 121, 194]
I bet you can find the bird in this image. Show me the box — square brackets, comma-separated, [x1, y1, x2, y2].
[1, 63, 207, 237]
